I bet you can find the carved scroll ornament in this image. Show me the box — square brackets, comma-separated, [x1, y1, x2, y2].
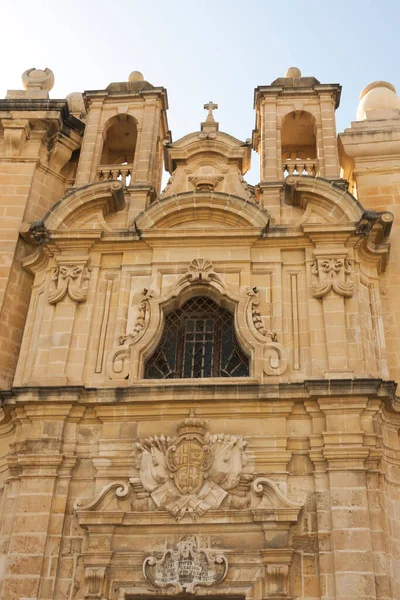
[311, 255, 354, 299]
[48, 261, 91, 304]
[143, 535, 228, 594]
[246, 287, 277, 341]
[245, 287, 287, 376]
[118, 288, 154, 345]
[107, 259, 288, 380]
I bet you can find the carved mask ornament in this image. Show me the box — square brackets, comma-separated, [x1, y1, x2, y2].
[311, 255, 354, 298]
[48, 261, 91, 305]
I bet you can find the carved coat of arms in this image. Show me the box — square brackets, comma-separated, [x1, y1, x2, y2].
[143, 535, 228, 594]
[133, 410, 247, 519]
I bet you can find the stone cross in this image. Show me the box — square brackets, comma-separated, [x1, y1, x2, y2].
[204, 100, 218, 119]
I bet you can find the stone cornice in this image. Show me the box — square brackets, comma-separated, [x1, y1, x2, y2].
[254, 82, 341, 109]
[4, 379, 396, 410]
[0, 98, 85, 134]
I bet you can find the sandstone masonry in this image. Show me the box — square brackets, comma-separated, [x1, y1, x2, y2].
[0, 66, 399, 600]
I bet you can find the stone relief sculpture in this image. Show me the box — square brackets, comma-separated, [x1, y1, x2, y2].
[246, 286, 277, 341]
[73, 411, 304, 598]
[311, 255, 354, 298]
[132, 410, 247, 519]
[48, 261, 91, 304]
[74, 410, 305, 519]
[118, 288, 154, 345]
[74, 412, 304, 524]
[143, 535, 228, 594]
[107, 258, 288, 380]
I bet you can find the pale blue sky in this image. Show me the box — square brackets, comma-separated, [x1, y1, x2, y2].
[1, 0, 399, 183]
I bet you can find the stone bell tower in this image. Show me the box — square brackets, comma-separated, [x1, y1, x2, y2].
[253, 67, 341, 222]
[74, 70, 169, 220]
[339, 80, 400, 383]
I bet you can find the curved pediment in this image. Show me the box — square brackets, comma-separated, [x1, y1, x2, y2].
[43, 181, 125, 230]
[165, 130, 251, 174]
[285, 175, 365, 223]
[135, 191, 270, 230]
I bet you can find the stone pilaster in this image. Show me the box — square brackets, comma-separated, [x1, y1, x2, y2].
[0, 403, 75, 600]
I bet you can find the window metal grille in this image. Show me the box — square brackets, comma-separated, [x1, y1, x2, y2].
[145, 297, 249, 379]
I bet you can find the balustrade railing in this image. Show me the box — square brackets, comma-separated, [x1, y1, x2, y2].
[282, 159, 318, 177]
[97, 164, 132, 187]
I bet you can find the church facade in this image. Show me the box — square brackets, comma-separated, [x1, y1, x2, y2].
[0, 65, 400, 599]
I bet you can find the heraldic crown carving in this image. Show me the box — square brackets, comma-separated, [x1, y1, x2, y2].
[133, 409, 248, 520]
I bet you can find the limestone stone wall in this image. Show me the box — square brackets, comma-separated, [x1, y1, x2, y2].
[1, 68, 400, 600]
[0, 384, 396, 599]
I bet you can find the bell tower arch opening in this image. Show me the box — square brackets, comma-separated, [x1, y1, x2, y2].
[98, 114, 138, 187]
[281, 110, 317, 176]
[100, 114, 137, 165]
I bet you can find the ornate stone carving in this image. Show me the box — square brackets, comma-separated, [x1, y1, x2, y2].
[118, 288, 154, 345]
[48, 261, 91, 305]
[22, 67, 54, 92]
[246, 287, 277, 341]
[84, 566, 107, 599]
[2, 119, 30, 157]
[188, 175, 224, 191]
[108, 258, 288, 381]
[251, 477, 304, 513]
[133, 410, 247, 520]
[356, 210, 378, 236]
[29, 220, 50, 245]
[198, 130, 217, 139]
[311, 256, 354, 298]
[245, 287, 287, 376]
[265, 561, 290, 597]
[186, 258, 220, 282]
[143, 535, 228, 594]
[73, 481, 131, 512]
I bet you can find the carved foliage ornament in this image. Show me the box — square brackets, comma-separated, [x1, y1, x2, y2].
[48, 261, 91, 305]
[143, 535, 228, 594]
[311, 256, 354, 299]
[133, 410, 247, 520]
[246, 287, 277, 341]
[119, 288, 154, 345]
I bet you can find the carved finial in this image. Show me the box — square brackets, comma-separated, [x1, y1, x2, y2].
[6, 67, 54, 99]
[189, 408, 196, 418]
[204, 100, 218, 121]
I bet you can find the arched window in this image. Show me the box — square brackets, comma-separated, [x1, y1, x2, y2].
[281, 110, 318, 176]
[100, 115, 137, 165]
[144, 296, 249, 379]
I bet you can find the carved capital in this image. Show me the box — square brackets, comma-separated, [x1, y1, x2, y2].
[311, 254, 354, 298]
[48, 259, 91, 305]
[262, 550, 294, 598]
[84, 566, 107, 599]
